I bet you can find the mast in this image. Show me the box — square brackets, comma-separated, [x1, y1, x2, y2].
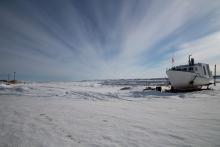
[188, 54, 192, 65]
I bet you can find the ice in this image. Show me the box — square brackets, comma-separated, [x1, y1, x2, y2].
[0, 80, 220, 146]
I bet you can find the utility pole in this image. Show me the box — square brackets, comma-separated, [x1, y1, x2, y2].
[14, 72, 16, 81]
[214, 64, 216, 86]
[7, 74, 10, 82]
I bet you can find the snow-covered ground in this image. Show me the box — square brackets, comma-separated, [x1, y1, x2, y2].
[0, 80, 220, 147]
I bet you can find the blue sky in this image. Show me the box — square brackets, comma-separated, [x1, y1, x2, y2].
[0, 0, 220, 81]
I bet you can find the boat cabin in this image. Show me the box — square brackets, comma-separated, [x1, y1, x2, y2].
[170, 58, 212, 78]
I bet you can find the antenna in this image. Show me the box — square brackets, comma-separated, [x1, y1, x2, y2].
[172, 56, 174, 67]
[171, 49, 175, 67]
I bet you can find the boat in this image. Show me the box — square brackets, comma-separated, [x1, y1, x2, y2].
[166, 55, 213, 90]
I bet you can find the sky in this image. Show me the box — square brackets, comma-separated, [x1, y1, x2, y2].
[0, 0, 220, 81]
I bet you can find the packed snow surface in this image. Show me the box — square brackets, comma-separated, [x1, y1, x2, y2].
[0, 80, 220, 147]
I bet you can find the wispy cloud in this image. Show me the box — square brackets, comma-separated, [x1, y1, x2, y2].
[0, 0, 220, 81]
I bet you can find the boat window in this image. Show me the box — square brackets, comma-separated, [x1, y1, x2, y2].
[189, 67, 193, 71]
[206, 65, 210, 76]
[203, 66, 206, 75]
[183, 68, 187, 71]
[195, 67, 198, 71]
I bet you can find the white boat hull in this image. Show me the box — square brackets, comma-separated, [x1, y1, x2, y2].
[166, 70, 211, 89]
